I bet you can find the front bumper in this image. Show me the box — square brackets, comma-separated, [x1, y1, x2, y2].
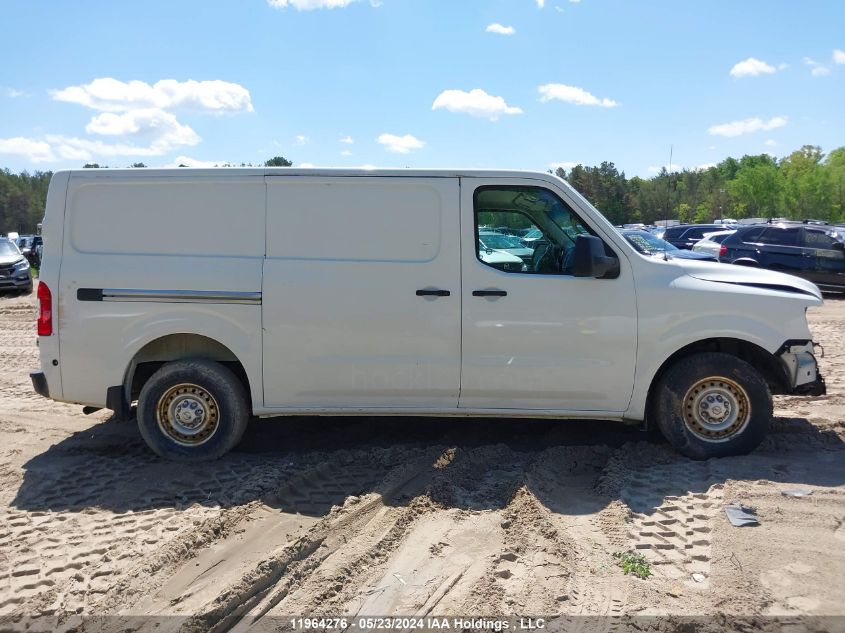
[792, 374, 826, 396]
[778, 341, 826, 396]
[0, 272, 32, 289]
[30, 370, 49, 398]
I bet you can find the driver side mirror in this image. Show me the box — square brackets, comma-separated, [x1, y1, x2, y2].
[572, 235, 619, 278]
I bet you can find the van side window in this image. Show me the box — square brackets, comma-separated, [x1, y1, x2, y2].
[474, 186, 609, 275]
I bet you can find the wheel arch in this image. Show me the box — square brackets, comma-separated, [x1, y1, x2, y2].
[732, 258, 759, 267]
[644, 337, 789, 425]
[123, 333, 253, 412]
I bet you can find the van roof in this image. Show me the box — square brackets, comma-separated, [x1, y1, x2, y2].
[60, 167, 560, 180]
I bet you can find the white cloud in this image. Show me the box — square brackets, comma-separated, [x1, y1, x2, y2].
[568, 0, 580, 3]
[432, 88, 522, 120]
[5, 88, 28, 98]
[729, 57, 780, 77]
[84, 108, 200, 151]
[536, 0, 545, 7]
[764, 139, 777, 147]
[52, 78, 254, 113]
[295, 134, 308, 145]
[833, 49, 845, 64]
[167, 156, 222, 168]
[5, 76, 252, 165]
[0, 137, 56, 163]
[695, 163, 716, 171]
[804, 57, 830, 76]
[486, 23, 515, 35]
[377, 133, 425, 154]
[538, 83, 617, 107]
[549, 161, 577, 171]
[340, 149, 353, 156]
[45, 135, 166, 159]
[339, 135, 354, 144]
[299, 162, 316, 168]
[267, 0, 356, 9]
[707, 115, 788, 137]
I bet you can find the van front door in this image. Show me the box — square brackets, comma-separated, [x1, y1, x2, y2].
[262, 176, 461, 409]
[459, 179, 637, 412]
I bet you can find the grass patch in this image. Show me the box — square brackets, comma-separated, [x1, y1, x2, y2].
[613, 551, 652, 579]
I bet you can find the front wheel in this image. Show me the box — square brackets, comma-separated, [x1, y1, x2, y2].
[653, 352, 772, 459]
[137, 359, 249, 461]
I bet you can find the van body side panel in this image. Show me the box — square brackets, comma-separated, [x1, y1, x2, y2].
[57, 175, 265, 408]
[624, 266, 817, 419]
[262, 176, 461, 408]
[37, 171, 70, 399]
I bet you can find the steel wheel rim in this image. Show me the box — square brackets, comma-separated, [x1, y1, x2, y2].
[156, 383, 219, 447]
[682, 376, 751, 443]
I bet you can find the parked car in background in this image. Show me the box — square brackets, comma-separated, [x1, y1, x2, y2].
[478, 230, 534, 266]
[18, 235, 43, 267]
[0, 238, 33, 294]
[720, 223, 845, 292]
[662, 224, 726, 250]
[477, 243, 527, 272]
[620, 229, 717, 261]
[520, 227, 544, 248]
[692, 230, 736, 260]
[15, 235, 33, 254]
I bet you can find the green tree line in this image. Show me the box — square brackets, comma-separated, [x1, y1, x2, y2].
[2, 148, 844, 235]
[556, 145, 845, 226]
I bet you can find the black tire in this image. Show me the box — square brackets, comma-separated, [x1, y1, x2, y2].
[653, 352, 772, 460]
[137, 359, 249, 461]
[21, 283, 33, 295]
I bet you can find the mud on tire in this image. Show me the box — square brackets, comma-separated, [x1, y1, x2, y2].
[653, 352, 772, 460]
[137, 359, 250, 461]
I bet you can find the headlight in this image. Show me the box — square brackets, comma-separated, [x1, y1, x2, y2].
[14, 258, 30, 271]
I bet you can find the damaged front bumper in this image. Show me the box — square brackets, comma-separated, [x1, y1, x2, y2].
[778, 340, 826, 396]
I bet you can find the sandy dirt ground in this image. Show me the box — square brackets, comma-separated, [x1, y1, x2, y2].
[0, 288, 844, 631]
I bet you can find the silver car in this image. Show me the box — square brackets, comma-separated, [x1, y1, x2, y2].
[692, 230, 735, 260]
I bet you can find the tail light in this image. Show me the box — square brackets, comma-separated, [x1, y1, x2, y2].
[37, 282, 52, 336]
[718, 244, 727, 258]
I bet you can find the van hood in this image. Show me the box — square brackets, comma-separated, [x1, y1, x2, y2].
[672, 259, 823, 301]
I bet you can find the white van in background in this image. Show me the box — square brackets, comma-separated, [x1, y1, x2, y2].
[32, 168, 825, 461]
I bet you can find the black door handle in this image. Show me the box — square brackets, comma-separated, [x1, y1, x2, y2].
[416, 289, 450, 297]
[472, 289, 507, 297]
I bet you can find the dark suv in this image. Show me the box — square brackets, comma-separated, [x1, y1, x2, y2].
[662, 224, 726, 250]
[720, 223, 845, 292]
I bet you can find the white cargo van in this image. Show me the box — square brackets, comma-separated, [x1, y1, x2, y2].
[32, 169, 825, 461]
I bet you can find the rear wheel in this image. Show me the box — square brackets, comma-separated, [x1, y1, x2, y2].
[653, 352, 772, 459]
[137, 359, 249, 461]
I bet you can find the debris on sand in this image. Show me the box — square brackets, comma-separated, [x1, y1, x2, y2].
[724, 504, 759, 527]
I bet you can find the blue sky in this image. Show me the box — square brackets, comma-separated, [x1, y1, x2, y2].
[0, 0, 843, 176]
